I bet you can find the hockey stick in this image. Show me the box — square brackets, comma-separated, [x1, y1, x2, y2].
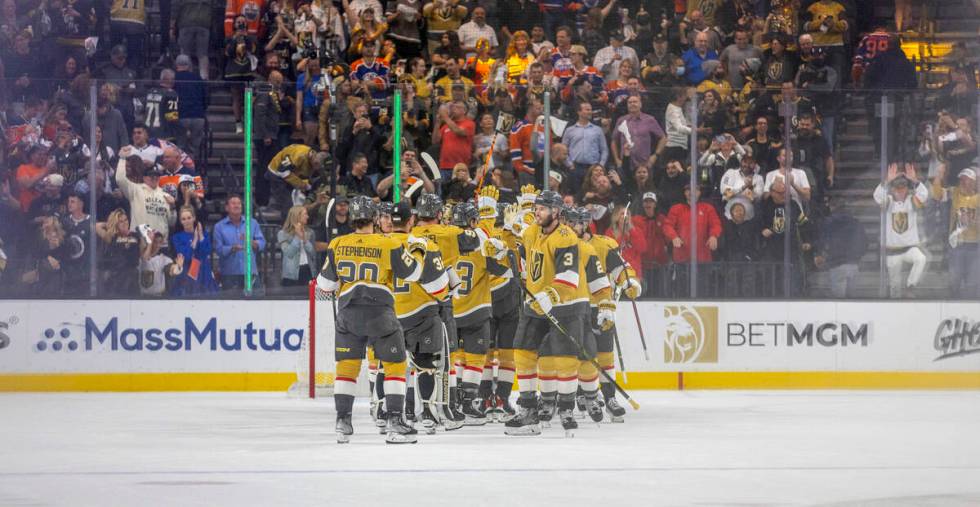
[520, 285, 640, 410]
[614, 202, 650, 361]
[324, 197, 338, 324]
[610, 287, 628, 383]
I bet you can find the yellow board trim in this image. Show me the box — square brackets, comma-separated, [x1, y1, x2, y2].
[0, 371, 977, 392]
[0, 373, 297, 392]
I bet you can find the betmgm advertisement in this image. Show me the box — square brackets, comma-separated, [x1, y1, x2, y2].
[0, 300, 977, 390]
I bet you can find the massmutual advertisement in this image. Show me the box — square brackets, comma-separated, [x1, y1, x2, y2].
[0, 300, 977, 390]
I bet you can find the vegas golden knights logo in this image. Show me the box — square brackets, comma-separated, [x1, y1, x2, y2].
[530, 252, 544, 281]
[664, 305, 718, 364]
[892, 212, 909, 234]
[772, 209, 786, 234]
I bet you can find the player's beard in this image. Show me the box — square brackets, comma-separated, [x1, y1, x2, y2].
[536, 211, 555, 229]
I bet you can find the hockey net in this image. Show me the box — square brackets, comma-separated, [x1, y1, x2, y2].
[289, 280, 336, 398]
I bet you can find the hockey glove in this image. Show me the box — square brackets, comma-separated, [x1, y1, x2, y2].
[503, 203, 522, 233]
[620, 277, 642, 300]
[483, 238, 508, 260]
[529, 287, 560, 316]
[597, 300, 616, 331]
[405, 235, 428, 260]
[477, 185, 499, 220]
[517, 184, 539, 211]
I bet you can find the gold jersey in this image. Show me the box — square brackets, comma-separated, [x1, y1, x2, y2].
[267, 144, 315, 190]
[111, 0, 147, 25]
[412, 222, 481, 268]
[523, 223, 591, 312]
[388, 232, 451, 325]
[317, 232, 422, 310]
[578, 238, 612, 306]
[453, 230, 509, 327]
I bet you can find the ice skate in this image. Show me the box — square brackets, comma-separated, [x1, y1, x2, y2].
[538, 397, 556, 428]
[559, 409, 578, 438]
[420, 405, 440, 434]
[461, 394, 487, 426]
[335, 414, 353, 444]
[440, 405, 464, 431]
[371, 400, 388, 434]
[586, 397, 604, 423]
[385, 414, 418, 444]
[574, 394, 588, 419]
[497, 394, 517, 422]
[605, 398, 626, 423]
[504, 406, 541, 436]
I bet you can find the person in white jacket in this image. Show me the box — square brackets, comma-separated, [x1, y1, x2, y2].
[115, 148, 177, 247]
[721, 153, 765, 204]
[873, 164, 929, 298]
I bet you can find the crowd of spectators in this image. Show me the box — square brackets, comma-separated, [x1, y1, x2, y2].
[0, 0, 978, 298]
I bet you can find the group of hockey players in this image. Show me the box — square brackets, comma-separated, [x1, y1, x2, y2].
[316, 180, 642, 444]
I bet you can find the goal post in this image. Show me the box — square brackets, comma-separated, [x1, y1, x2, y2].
[289, 280, 337, 398]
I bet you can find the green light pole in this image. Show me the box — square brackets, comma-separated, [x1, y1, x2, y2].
[244, 87, 254, 295]
[392, 90, 403, 202]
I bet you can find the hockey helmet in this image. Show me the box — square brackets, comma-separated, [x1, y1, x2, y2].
[451, 202, 480, 228]
[377, 201, 396, 216]
[416, 192, 444, 219]
[563, 206, 591, 225]
[534, 190, 563, 209]
[348, 195, 377, 221]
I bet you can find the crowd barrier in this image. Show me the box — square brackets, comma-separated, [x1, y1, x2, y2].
[0, 299, 977, 391]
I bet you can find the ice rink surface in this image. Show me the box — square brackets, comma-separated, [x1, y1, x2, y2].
[1, 391, 979, 507]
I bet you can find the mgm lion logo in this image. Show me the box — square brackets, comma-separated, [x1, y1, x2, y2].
[664, 305, 718, 363]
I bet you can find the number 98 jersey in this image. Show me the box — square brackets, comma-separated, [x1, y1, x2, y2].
[317, 233, 423, 311]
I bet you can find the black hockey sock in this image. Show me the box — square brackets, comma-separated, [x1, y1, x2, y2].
[406, 387, 416, 413]
[334, 394, 355, 416]
[417, 372, 435, 402]
[517, 392, 537, 409]
[600, 382, 616, 400]
[375, 372, 386, 400]
[479, 380, 493, 399]
[557, 393, 575, 412]
[385, 394, 405, 415]
[495, 381, 513, 400]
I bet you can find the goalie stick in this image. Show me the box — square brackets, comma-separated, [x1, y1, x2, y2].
[520, 285, 640, 410]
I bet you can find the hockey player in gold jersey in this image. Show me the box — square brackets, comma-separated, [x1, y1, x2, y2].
[505, 191, 610, 437]
[386, 201, 456, 433]
[412, 193, 482, 424]
[450, 201, 510, 425]
[317, 196, 430, 444]
[476, 186, 523, 421]
[566, 207, 638, 422]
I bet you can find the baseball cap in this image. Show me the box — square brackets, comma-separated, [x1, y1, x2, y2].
[642, 191, 657, 202]
[549, 171, 564, 184]
[111, 44, 127, 57]
[958, 168, 977, 180]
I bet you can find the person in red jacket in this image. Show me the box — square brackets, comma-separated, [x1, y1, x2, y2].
[604, 204, 647, 279]
[631, 192, 669, 269]
[663, 183, 722, 263]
